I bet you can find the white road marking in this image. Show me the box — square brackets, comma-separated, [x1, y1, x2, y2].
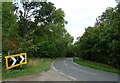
[64, 61, 68, 66]
[71, 58, 81, 66]
[52, 61, 77, 80]
[69, 58, 98, 76]
[20, 56, 24, 63]
[11, 57, 17, 66]
[72, 67, 98, 76]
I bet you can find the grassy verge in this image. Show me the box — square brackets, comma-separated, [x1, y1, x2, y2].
[2, 58, 54, 79]
[73, 57, 119, 74]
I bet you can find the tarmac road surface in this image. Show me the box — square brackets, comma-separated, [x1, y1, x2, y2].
[52, 58, 119, 81]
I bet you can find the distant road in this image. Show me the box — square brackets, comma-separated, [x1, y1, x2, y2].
[52, 58, 119, 81]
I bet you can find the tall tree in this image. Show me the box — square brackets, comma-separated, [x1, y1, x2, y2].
[0, 2, 2, 52]
[13, 1, 73, 57]
[2, 2, 18, 53]
[74, 4, 120, 68]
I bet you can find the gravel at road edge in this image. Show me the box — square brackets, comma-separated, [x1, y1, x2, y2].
[3, 63, 72, 81]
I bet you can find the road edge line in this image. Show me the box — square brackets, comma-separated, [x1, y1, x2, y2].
[71, 58, 98, 76]
[52, 61, 77, 81]
[71, 58, 81, 66]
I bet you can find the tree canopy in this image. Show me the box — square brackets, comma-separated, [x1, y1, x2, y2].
[74, 3, 120, 69]
[2, 1, 119, 69]
[2, 1, 73, 58]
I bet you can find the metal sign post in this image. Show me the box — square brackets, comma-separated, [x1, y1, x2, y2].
[5, 53, 27, 70]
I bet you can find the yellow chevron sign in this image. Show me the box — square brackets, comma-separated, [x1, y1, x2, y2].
[5, 53, 27, 70]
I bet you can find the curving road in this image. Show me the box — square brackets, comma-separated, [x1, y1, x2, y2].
[52, 58, 119, 81]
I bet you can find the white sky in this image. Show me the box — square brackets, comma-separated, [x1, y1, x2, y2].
[47, 0, 117, 41]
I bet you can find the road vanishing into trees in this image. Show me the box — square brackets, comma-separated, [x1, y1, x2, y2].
[52, 58, 119, 81]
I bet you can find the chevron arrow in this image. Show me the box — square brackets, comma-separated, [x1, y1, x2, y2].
[11, 57, 17, 66]
[20, 55, 24, 63]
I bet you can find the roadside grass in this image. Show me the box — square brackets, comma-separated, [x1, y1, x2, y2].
[2, 58, 54, 79]
[73, 57, 119, 74]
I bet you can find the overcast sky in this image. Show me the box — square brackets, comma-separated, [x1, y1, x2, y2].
[47, 0, 117, 41]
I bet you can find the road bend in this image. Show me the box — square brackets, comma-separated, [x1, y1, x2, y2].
[52, 58, 118, 81]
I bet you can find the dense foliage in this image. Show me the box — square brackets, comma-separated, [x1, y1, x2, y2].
[74, 3, 120, 69]
[2, 2, 18, 54]
[2, 1, 73, 58]
[0, 2, 2, 52]
[2, 1, 119, 69]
